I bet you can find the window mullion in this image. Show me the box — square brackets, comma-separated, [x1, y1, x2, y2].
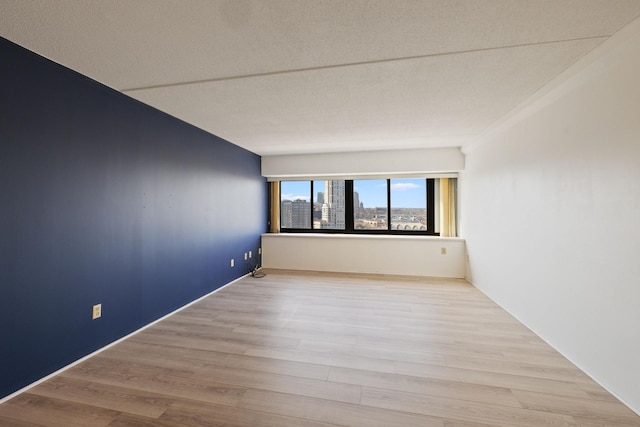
[310, 180, 315, 230]
[427, 179, 435, 233]
[345, 180, 354, 232]
[386, 179, 391, 232]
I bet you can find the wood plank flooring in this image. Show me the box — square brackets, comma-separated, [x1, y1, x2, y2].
[1, 269, 638, 426]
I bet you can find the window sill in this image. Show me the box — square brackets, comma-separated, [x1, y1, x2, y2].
[262, 233, 463, 242]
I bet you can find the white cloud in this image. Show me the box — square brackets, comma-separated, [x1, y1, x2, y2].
[281, 194, 310, 202]
[390, 182, 421, 191]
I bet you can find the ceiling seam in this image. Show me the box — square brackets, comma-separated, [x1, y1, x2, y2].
[120, 35, 610, 93]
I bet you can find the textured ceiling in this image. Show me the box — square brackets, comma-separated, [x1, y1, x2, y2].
[2, 1, 640, 155]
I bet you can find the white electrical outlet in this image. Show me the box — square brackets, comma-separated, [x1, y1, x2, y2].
[249, 251, 252, 258]
[230, 259, 235, 267]
[244, 252, 248, 260]
[258, 247, 262, 255]
[92, 304, 102, 320]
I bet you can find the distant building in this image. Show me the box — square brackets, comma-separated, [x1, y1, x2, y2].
[321, 180, 345, 229]
[353, 191, 364, 218]
[281, 199, 310, 228]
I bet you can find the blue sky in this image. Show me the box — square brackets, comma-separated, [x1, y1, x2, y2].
[280, 181, 311, 201]
[281, 179, 426, 208]
[353, 179, 387, 207]
[356, 179, 425, 208]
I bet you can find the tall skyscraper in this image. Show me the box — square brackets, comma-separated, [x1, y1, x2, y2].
[321, 180, 345, 229]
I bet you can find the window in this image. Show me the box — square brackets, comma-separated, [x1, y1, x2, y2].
[353, 179, 388, 230]
[390, 178, 427, 231]
[280, 181, 311, 229]
[279, 178, 438, 235]
[314, 180, 346, 230]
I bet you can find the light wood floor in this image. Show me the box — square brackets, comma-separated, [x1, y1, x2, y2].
[1, 269, 639, 426]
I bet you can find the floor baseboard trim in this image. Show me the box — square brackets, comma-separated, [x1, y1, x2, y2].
[0, 272, 252, 405]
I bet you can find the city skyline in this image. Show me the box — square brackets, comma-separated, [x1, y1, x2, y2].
[281, 178, 427, 208]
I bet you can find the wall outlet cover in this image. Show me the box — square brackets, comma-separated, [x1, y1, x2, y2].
[92, 304, 102, 320]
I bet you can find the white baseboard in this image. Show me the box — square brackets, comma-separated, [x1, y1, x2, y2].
[0, 273, 252, 405]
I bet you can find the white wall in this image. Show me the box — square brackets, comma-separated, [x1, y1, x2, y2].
[262, 234, 465, 278]
[460, 19, 640, 413]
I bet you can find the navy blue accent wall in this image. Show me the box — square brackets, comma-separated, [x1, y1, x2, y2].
[0, 37, 267, 399]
